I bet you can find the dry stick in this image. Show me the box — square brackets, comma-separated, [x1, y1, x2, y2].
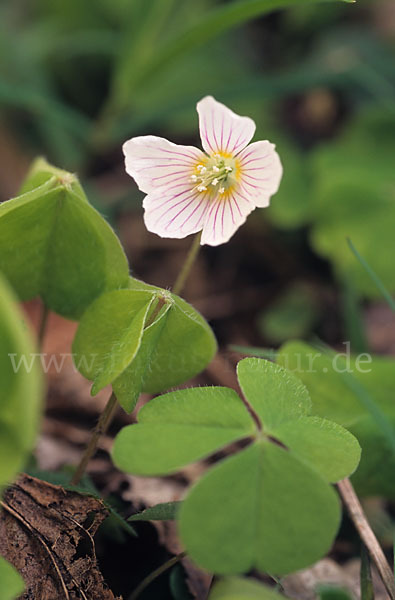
[338, 478, 395, 600]
[129, 552, 187, 600]
[172, 231, 202, 296]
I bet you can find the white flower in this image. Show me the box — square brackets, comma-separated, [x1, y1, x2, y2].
[123, 96, 283, 246]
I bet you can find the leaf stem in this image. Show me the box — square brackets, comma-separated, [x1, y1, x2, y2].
[70, 391, 118, 486]
[172, 232, 202, 296]
[128, 552, 187, 600]
[338, 478, 395, 600]
[38, 303, 49, 350]
[69, 293, 168, 487]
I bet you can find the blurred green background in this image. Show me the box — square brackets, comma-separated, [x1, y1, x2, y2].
[1, 0, 394, 321]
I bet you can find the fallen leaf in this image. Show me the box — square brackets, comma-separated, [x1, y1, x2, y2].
[0, 474, 120, 599]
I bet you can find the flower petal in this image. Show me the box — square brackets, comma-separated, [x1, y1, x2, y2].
[143, 184, 212, 239]
[237, 141, 283, 207]
[201, 190, 255, 247]
[197, 96, 256, 157]
[123, 135, 205, 195]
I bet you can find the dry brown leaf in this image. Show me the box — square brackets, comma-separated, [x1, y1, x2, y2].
[0, 474, 120, 599]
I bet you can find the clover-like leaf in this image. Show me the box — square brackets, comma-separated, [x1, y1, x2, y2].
[209, 576, 286, 600]
[0, 557, 25, 600]
[112, 358, 360, 575]
[0, 274, 43, 489]
[73, 284, 217, 412]
[0, 158, 129, 319]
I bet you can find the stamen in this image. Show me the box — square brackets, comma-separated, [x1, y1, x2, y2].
[213, 166, 220, 173]
[219, 187, 225, 194]
[225, 166, 233, 172]
[197, 185, 207, 192]
[211, 178, 219, 186]
[191, 175, 198, 182]
[197, 164, 204, 172]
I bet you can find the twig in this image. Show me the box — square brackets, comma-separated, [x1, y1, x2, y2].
[338, 478, 395, 600]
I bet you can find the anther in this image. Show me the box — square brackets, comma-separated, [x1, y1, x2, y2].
[225, 166, 233, 172]
[219, 187, 225, 194]
[213, 166, 220, 173]
[197, 185, 207, 192]
[191, 175, 198, 182]
[211, 178, 219, 186]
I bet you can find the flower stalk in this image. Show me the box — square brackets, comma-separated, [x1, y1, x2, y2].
[172, 231, 202, 295]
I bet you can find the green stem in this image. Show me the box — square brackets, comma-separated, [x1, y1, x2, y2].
[38, 303, 49, 350]
[172, 232, 202, 296]
[129, 552, 186, 600]
[70, 391, 118, 486]
[69, 293, 168, 487]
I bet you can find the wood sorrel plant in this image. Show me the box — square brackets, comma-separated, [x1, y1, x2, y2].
[0, 96, 374, 599]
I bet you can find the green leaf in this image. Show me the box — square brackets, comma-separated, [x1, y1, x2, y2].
[114, 358, 360, 574]
[0, 158, 129, 319]
[237, 357, 311, 429]
[179, 441, 341, 575]
[317, 586, 353, 600]
[112, 387, 255, 474]
[73, 289, 156, 396]
[129, 501, 182, 522]
[0, 557, 25, 600]
[0, 274, 43, 489]
[209, 576, 286, 600]
[272, 415, 361, 482]
[74, 284, 217, 412]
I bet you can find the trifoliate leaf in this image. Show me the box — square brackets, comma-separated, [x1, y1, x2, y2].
[113, 358, 360, 575]
[73, 285, 217, 412]
[0, 158, 129, 319]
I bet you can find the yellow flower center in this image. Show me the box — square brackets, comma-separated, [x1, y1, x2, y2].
[191, 154, 238, 195]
